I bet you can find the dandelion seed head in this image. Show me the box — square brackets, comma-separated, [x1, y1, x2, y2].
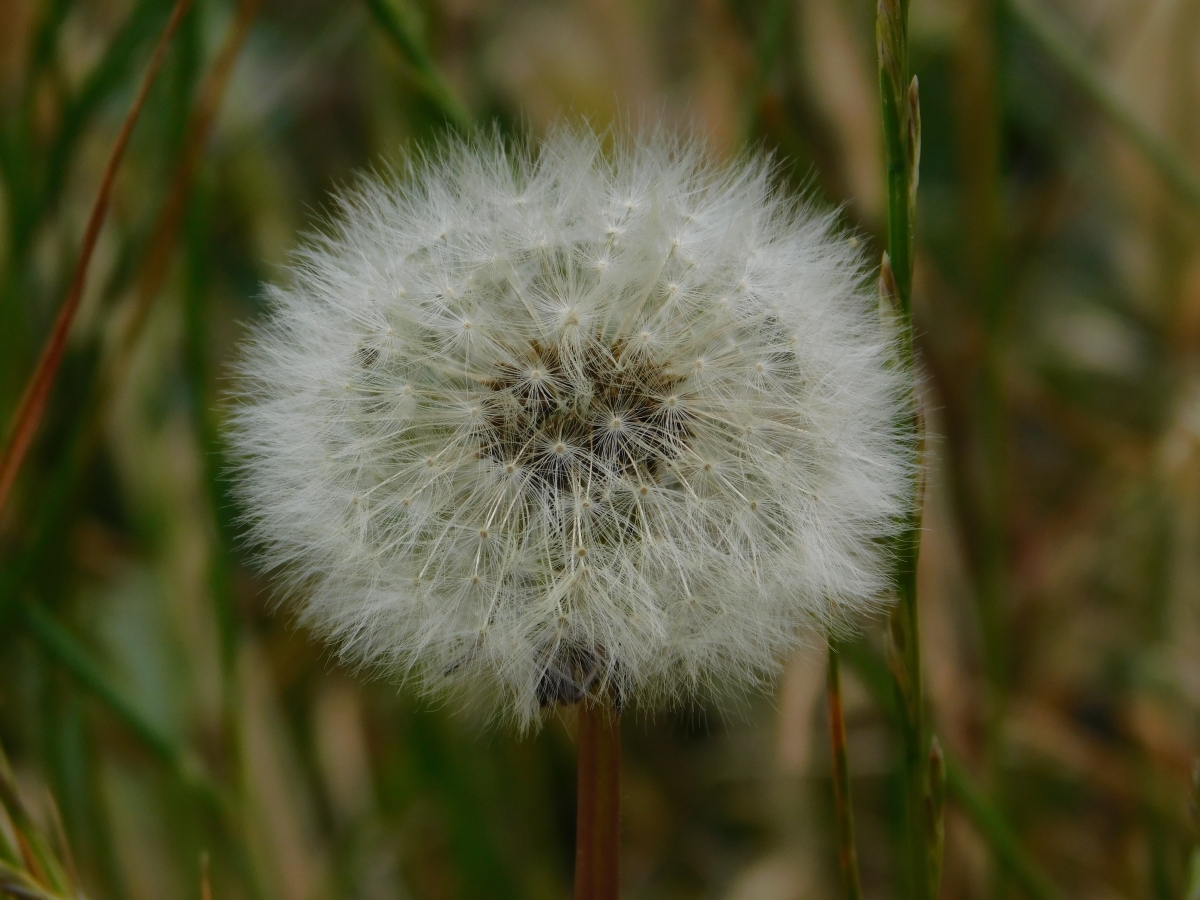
[229, 125, 913, 729]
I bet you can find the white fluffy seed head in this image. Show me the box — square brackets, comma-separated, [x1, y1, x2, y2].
[228, 125, 914, 729]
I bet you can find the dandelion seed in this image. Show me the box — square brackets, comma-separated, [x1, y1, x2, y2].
[229, 125, 913, 729]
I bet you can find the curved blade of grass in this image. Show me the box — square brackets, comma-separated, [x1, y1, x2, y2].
[20, 599, 272, 896]
[944, 761, 1065, 900]
[362, 0, 472, 130]
[0, 859, 66, 900]
[1008, 0, 1200, 215]
[39, 0, 179, 234]
[0, 0, 196, 518]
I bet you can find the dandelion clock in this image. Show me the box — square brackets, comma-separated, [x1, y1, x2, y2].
[229, 125, 913, 896]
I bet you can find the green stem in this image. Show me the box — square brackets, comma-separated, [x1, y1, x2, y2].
[877, 0, 934, 896]
[1007, 0, 1200, 215]
[362, 0, 472, 131]
[827, 650, 863, 900]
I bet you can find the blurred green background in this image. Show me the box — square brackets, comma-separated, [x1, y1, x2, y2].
[1, 0, 1199, 897]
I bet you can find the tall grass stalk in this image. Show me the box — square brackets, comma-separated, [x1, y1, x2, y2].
[742, 0, 792, 141]
[840, 635, 1068, 898]
[876, 0, 938, 896]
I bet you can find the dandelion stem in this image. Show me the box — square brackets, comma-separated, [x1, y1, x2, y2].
[827, 649, 863, 900]
[575, 699, 620, 900]
[0, 0, 195, 519]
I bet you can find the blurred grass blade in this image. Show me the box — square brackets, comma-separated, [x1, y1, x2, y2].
[362, 0, 472, 130]
[0, 0, 257, 626]
[18, 604, 230, 820]
[201, 852, 212, 900]
[114, 0, 262, 372]
[1188, 761, 1200, 900]
[1008, 0, 1200, 214]
[0, 859, 65, 900]
[0, 0, 196, 518]
[740, 0, 791, 140]
[945, 761, 1066, 900]
[41, 0, 179, 226]
[1, 0, 73, 238]
[18, 602, 272, 900]
[926, 738, 945, 892]
[839, 638, 1067, 900]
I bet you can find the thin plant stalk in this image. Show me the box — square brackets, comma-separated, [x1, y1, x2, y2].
[876, 0, 937, 896]
[576, 699, 620, 900]
[827, 649, 863, 900]
[0, 0, 195, 518]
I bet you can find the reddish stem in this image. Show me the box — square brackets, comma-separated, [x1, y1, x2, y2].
[0, 0, 195, 517]
[828, 649, 863, 900]
[575, 700, 620, 900]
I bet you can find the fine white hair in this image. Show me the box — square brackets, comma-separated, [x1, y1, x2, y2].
[229, 124, 914, 729]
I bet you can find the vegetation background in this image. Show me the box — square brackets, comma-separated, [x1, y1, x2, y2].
[1, 0, 1198, 897]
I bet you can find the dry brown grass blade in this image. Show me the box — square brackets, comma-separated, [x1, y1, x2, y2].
[0, 0, 196, 518]
[113, 0, 262, 371]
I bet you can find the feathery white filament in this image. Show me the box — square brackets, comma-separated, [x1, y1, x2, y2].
[229, 126, 913, 728]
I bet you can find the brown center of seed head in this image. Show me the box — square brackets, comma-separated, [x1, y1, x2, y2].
[479, 336, 691, 709]
[480, 335, 692, 497]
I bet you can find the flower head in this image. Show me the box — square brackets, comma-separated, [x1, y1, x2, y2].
[230, 126, 913, 728]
